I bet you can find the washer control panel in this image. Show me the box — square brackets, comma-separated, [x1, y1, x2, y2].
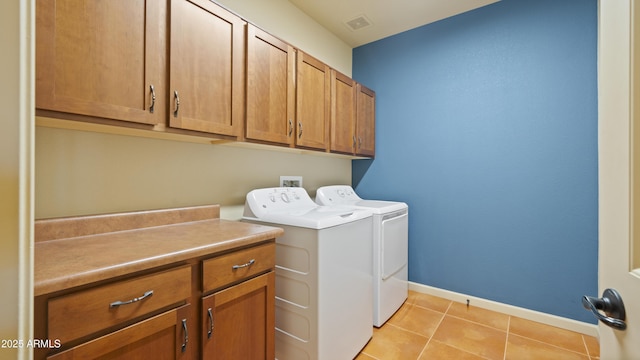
[246, 187, 315, 216]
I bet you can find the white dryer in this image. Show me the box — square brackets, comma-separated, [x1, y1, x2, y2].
[316, 185, 408, 327]
[243, 187, 373, 360]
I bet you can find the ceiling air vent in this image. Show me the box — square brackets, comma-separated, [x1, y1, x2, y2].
[345, 14, 372, 31]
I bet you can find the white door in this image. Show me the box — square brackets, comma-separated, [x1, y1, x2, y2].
[597, 0, 640, 358]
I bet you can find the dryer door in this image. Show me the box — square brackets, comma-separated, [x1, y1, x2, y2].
[381, 210, 408, 280]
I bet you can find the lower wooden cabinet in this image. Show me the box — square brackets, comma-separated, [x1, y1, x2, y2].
[47, 304, 193, 360]
[201, 272, 275, 359]
[35, 241, 276, 360]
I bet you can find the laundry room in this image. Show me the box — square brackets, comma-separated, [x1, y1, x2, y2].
[4, 0, 609, 358]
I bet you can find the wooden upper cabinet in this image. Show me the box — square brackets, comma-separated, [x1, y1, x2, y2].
[36, 0, 164, 125]
[169, 0, 245, 137]
[330, 71, 375, 157]
[295, 52, 330, 151]
[36, 0, 374, 156]
[330, 70, 357, 154]
[246, 25, 296, 145]
[356, 84, 376, 157]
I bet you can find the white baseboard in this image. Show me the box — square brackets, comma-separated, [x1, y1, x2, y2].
[409, 282, 599, 338]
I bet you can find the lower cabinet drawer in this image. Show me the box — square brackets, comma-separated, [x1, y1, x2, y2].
[202, 242, 275, 293]
[48, 265, 191, 344]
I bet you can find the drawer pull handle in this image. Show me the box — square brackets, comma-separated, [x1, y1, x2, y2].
[181, 318, 188, 352]
[207, 308, 214, 338]
[232, 259, 255, 270]
[149, 84, 156, 113]
[174, 90, 180, 117]
[109, 290, 154, 308]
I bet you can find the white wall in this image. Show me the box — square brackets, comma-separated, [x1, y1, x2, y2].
[36, 127, 351, 219]
[35, 0, 354, 220]
[215, 0, 352, 75]
[1, 0, 34, 358]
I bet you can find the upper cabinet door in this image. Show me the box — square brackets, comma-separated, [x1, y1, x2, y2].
[36, 0, 163, 125]
[356, 84, 375, 157]
[169, 0, 245, 137]
[330, 70, 357, 154]
[246, 25, 295, 145]
[296, 52, 330, 151]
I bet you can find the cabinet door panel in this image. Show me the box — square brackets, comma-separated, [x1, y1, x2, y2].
[48, 304, 192, 360]
[356, 84, 376, 157]
[202, 272, 275, 360]
[331, 71, 357, 154]
[246, 25, 295, 145]
[296, 52, 330, 150]
[36, 0, 162, 125]
[170, 0, 245, 136]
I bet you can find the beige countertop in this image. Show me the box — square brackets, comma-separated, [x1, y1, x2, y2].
[34, 205, 283, 296]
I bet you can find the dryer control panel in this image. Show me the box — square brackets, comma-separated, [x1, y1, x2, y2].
[315, 185, 362, 205]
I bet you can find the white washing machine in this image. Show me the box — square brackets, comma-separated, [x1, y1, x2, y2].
[243, 187, 373, 360]
[316, 185, 408, 327]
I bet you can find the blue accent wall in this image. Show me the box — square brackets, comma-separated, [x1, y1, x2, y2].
[352, 0, 597, 323]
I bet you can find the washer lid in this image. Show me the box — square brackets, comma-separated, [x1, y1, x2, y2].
[316, 185, 407, 214]
[349, 199, 408, 214]
[243, 187, 372, 229]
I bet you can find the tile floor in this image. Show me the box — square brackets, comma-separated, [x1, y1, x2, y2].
[356, 291, 599, 360]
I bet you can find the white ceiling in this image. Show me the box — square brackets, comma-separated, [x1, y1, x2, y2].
[287, 0, 500, 48]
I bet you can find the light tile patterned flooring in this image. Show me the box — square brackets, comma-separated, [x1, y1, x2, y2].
[356, 291, 599, 360]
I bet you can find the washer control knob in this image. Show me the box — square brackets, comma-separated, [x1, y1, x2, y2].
[281, 192, 290, 203]
[337, 189, 345, 197]
[269, 194, 276, 202]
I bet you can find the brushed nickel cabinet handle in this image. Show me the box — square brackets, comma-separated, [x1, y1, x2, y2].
[232, 259, 255, 270]
[149, 84, 156, 113]
[174, 90, 180, 117]
[298, 122, 303, 138]
[352, 135, 357, 148]
[181, 319, 188, 352]
[358, 136, 362, 149]
[288, 119, 293, 137]
[207, 308, 214, 339]
[109, 290, 154, 308]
